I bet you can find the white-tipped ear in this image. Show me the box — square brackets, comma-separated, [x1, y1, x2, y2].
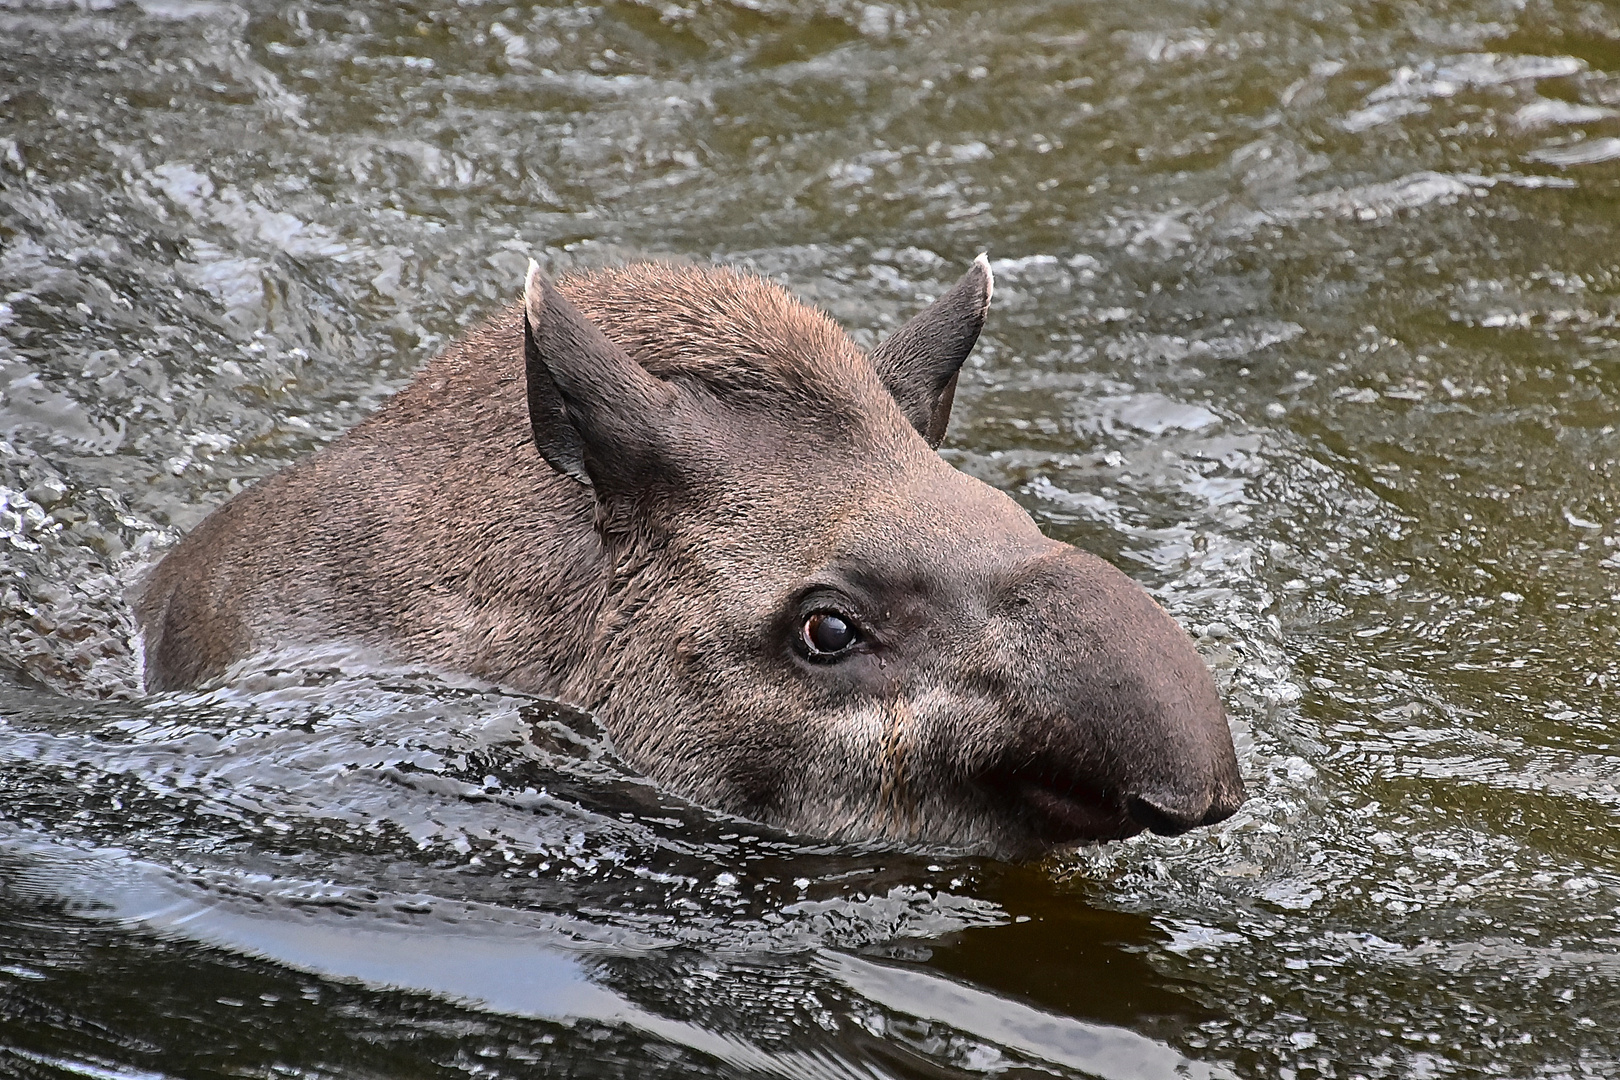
[522, 259, 677, 493]
[524, 258, 544, 319]
[974, 251, 995, 302]
[523, 261, 589, 484]
[868, 256, 994, 447]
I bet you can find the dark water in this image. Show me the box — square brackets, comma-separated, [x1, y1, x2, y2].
[3, 1, 1619, 1076]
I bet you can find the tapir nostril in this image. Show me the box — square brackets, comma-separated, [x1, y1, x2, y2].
[1126, 793, 1205, 837]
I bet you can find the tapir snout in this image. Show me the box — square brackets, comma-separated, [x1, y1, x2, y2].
[972, 547, 1245, 850]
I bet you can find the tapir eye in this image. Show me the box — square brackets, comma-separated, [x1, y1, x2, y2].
[802, 611, 859, 657]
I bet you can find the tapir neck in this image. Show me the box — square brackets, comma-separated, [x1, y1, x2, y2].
[137, 303, 620, 693]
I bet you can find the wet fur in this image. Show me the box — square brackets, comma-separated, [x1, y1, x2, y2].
[137, 261, 1243, 858]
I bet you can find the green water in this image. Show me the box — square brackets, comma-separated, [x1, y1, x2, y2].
[1, 1, 1617, 1077]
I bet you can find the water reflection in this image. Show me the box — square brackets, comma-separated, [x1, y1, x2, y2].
[2, 824, 1220, 1080]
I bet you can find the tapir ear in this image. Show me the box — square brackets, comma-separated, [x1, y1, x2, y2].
[868, 254, 994, 447]
[523, 260, 676, 493]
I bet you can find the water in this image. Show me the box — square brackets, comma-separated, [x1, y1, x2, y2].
[2, 0, 1618, 1076]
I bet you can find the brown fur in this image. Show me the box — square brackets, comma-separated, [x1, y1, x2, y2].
[136, 260, 1244, 859]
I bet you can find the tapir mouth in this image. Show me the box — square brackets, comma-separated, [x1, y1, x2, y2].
[1018, 781, 1145, 845]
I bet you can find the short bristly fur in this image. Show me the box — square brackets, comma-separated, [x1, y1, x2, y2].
[136, 258, 1244, 859]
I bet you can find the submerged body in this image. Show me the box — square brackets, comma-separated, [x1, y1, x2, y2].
[137, 258, 1244, 859]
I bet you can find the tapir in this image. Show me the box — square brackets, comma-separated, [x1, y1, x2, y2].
[135, 255, 1244, 859]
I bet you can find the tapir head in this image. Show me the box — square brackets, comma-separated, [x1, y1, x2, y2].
[524, 257, 1244, 859]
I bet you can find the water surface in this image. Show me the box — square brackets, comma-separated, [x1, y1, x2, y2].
[2, 1, 1619, 1077]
